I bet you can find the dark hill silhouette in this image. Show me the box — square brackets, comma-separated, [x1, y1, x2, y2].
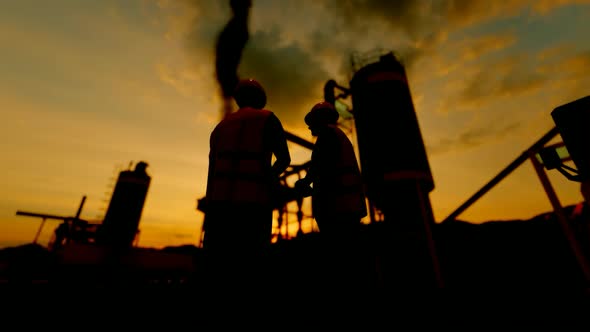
[1, 204, 589, 293]
[437, 207, 587, 291]
[3, 206, 590, 330]
[0, 243, 54, 284]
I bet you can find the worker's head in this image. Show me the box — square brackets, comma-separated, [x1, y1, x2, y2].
[233, 78, 267, 109]
[305, 101, 339, 136]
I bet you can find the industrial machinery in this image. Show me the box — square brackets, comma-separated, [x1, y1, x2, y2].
[15, 195, 98, 250]
[542, 96, 590, 182]
[346, 51, 442, 288]
[96, 161, 151, 248]
[16, 161, 151, 250]
[196, 50, 445, 288]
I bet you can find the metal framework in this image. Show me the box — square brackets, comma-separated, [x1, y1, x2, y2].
[442, 126, 590, 286]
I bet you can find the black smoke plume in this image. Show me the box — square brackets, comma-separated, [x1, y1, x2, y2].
[215, 0, 251, 116]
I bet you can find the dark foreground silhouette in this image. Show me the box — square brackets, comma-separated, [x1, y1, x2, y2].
[0, 206, 590, 290]
[3, 207, 590, 329]
[3, 205, 590, 290]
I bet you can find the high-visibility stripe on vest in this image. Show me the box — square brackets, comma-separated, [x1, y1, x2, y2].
[366, 71, 407, 84]
[209, 107, 273, 205]
[313, 125, 367, 218]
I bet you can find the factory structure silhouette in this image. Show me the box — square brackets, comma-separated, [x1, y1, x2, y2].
[3, 51, 590, 293]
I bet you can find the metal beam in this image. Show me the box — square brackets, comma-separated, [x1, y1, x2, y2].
[282, 161, 311, 178]
[529, 151, 590, 285]
[442, 126, 559, 223]
[75, 196, 87, 219]
[16, 211, 72, 221]
[285, 130, 314, 150]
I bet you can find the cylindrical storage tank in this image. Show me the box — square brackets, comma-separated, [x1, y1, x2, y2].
[350, 52, 434, 215]
[99, 161, 151, 248]
[350, 53, 443, 289]
[551, 95, 590, 180]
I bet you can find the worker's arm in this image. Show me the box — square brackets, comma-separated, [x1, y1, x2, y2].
[294, 140, 318, 196]
[299, 127, 337, 187]
[267, 114, 291, 178]
[298, 151, 316, 186]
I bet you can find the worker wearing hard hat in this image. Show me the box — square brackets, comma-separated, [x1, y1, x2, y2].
[203, 78, 291, 288]
[295, 101, 367, 288]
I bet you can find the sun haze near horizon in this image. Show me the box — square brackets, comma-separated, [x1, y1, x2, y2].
[1, 0, 589, 249]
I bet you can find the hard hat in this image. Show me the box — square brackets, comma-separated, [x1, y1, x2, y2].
[233, 78, 267, 109]
[305, 101, 339, 126]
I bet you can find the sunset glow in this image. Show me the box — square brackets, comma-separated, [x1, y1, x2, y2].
[1, 0, 589, 249]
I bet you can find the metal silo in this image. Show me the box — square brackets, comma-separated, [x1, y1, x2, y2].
[98, 161, 151, 248]
[350, 51, 442, 288]
[350, 52, 434, 219]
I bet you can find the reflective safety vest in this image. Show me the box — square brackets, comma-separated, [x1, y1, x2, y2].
[208, 107, 273, 205]
[312, 125, 367, 219]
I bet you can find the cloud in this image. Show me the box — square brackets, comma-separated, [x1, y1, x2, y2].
[429, 31, 517, 78]
[318, 0, 586, 65]
[320, 0, 435, 40]
[325, 0, 585, 31]
[460, 68, 546, 105]
[457, 33, 517, 62]
[533, 0, 590, 14]
[160, 0, 588, 129]
[431, 54, 547, 113]
[536, 43, 576, 61]
[440, 0, 530, 26]
[156, 62, 204, 98]
[425, 51, 589, 158]
[163, 1, 331, 129]
[428, 121, 522, 155]
[540, 50, 590, 103]
[559, 50, 590, 73]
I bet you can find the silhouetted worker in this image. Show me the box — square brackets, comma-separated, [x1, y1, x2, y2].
[52, 221, 69, 251]
[216, 0, 251, 116]
[295, 101, 367, 289]
[203, 78, 291, 289]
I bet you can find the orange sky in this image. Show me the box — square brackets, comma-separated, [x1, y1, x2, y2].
[1, 0, 589, 249]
